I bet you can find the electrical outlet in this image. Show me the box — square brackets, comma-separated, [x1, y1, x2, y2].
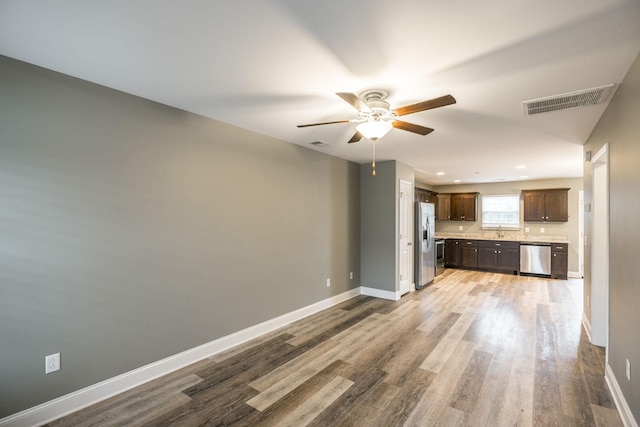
[458, 226, 463, 231]
[45, 353, 60, 374]
[540, 227, 545, 233]
[525, 227, 530, 233]
[326, 278, 331, 287]
[627, 359, 631, 381]
[350, 272, 353, 280]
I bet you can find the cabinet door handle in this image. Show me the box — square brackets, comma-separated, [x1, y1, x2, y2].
[498, 251, 501, 254]
[553, 254, 557, 257]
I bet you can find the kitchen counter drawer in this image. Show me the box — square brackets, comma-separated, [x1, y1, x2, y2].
[551, 243, 568, 252]
[478, 240, 520, 250]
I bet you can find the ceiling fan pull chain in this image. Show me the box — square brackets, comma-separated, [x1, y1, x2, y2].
[372, 140, 376, 176]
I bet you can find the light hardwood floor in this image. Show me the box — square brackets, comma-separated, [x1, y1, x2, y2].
[46, 270, 622, 426]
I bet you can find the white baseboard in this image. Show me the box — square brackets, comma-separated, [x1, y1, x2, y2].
[582, 312, 593, 343]
[0, 287, 361, 427]
[360, 286, 401, 301]
[605, 363, 638, 427]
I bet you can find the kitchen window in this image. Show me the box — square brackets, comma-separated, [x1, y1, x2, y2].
[481, 194, 520, 229]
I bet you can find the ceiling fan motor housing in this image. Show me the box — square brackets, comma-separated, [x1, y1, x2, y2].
[359, 89, 394, 119]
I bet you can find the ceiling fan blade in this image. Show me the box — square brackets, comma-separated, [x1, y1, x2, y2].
[336, 92, 371, 113]
[347, 131, 363, 143]
[297, 119, 352, 128]
[392, 120, 434, 135]
[394, 95, 456, 116]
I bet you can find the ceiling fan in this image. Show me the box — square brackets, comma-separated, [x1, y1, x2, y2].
[297, 89, 456, 143]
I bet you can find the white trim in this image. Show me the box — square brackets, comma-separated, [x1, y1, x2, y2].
[582, 311, 593, 343]
[605, 363, 638, 427]
[578, 190, 584, 278]
[0, 287, 361, 427]
[360, 286, 401, 301]
[591, 142, 609, 348]
[592, 143, 608, 163]
[568, 270, 582, 279]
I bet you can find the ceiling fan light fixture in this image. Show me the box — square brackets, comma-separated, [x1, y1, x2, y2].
[356, 119, 393, 141]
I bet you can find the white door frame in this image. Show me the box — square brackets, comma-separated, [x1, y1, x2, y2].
[578, 190, 584, 278]
[398, 179, 413, 296]
[591, 143, 609, 350]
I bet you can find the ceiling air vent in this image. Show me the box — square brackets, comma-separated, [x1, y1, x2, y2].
[523, 84, 616, 116]
[309, 141, 329, 148]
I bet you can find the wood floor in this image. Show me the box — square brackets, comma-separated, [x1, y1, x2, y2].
[46, 270, 622, 426]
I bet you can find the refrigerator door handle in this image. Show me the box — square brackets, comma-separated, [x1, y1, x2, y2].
[426, 218, 430, 249]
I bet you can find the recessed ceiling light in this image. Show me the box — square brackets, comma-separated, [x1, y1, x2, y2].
[520, 175, 529, 179]
[454, 179, 461, 183]
[436, 172, 445, 176]
[516, 165, 526, 169]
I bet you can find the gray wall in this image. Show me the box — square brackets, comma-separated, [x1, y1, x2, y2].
[426, 178, 583, 273]
[0, 56, 361, 418]
[360, 160, 414, 293]
[360, 161, 397, 292]
[584, 51, 640, 420]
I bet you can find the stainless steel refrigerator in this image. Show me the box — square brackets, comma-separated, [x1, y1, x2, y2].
[415, 202, 435, 289]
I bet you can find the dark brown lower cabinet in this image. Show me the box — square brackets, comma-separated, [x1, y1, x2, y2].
[460, 240, 478, 268]
[477, 240, 519, 274]
[444, 238, 564, 278]
[445, 239, 460, 267]
[551, 243, 568, 279]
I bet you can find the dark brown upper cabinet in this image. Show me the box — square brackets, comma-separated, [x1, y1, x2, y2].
[450, 192, 479, 221]
[435, 193, 451, 220]
[522, 188, 569, 222]
[415, 187, 437, 203]
[436, 192, 478, 221]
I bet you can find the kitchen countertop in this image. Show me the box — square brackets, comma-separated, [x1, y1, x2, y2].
[435, 232, 569, 244]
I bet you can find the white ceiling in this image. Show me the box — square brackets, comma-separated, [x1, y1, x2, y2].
[1, 0, 639, 185]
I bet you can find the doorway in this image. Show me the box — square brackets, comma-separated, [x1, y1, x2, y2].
[591, 144, 609, 349]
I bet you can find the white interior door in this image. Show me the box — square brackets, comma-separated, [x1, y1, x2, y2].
[399, 180, 412, 295]
[591, 144, 609, 349]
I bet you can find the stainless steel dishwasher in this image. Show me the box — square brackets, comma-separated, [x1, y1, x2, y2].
[520, 243, 551, 276]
